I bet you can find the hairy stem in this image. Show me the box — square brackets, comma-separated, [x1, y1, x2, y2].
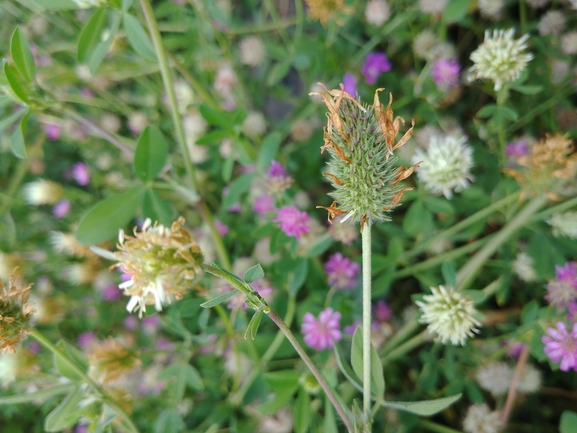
[362, 224, 372, 427]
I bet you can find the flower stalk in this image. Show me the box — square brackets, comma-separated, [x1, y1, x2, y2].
[362, 224, 372, 422]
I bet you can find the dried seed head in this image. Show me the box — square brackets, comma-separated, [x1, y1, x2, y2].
[0, 273, 35, 355]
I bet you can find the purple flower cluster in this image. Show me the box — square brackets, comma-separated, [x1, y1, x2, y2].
[265, 160, 292, 194]
[542, 322, 577, 372]
[545, 261, 577, 310]
[301, 307, 342, 350]
[343, 73, 357, 96]
[361, 52, 391, 84]
[273, 206, 310, 239]
[430, 58, 461, 90]
[324, 253, 360, 290]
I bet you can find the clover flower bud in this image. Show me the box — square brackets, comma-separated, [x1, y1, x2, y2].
[311, 84, 418, 230]
[0, 274, 36, 355]
[92, 217, 204, 318]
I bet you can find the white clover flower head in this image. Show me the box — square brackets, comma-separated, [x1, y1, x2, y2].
[415, 285, 481, 346]
[242, 112, 267, 138]
[463, 404, 503, 433]
[548, 212, 577, 239]
[512, 252, 538, 282]
[468, 28, 533, 91]
[419, 0, 448, 15]
[538, 11, 566, 37]
[413, 30, 438, 60]
[412, 134, 474, 199]
[478, 0, 504, 20]
[518, 363, 541, 394]
[365, 0, 391, 26]
[476, 361, 513, 396]
[525, 0, 550, 8]
[239, 36, 266, 67]
[561, 31, 577, 55]
[22, 179, 64, 206]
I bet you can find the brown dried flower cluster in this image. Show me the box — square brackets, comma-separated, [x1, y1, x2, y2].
[504, 134, 577, 200]
[88, 338, 141, 386]
[304, 0, 353, 25]
[0, 274, 35, 355]
[311, 84, 418, 230]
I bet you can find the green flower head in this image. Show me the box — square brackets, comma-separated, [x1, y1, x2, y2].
[312, 84, 418, 230]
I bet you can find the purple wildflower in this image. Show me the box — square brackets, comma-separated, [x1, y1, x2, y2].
[301, 307, 342, 350]
[77, 331, 96, 350]
[361, 52, 392, 85]
[343, 73, 358, 96]
[542, 322, 577, 372]
[344, 320, 360, 335]
[373, 300, 392, 323]
[44, 123, 61, 141]
[214, 220, 229, 236]
[52, 200, 71, 218]
[101, 284, 122, 301]
[324, 253, 360, 290]
[273, 206, 310, 239]
[253, 194, 275, 217]
[265, 160, 292, 194]
[545, 262, 577, 309]
[72, 162, 90, 186]
[505, 139, 530, 158]
[142, 315, 160, 335]
[430, 58, 461, 90]
[556, 262, 577, 286]
[123, 315, 139, 330]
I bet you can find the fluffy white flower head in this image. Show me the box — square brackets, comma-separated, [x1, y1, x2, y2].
[23, 179, 64, 205]
[512, 252, 538, 282]
[469, 29, 533, 91]
[463, 404, 503, 433]
[412, 134, 474, 199]
[365, 0, 391, 26]
[476, 361, 513, 396]
[415, 285, 481, 346]
[239, 36, 266, 67]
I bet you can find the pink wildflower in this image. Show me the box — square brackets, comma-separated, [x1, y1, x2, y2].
[542, 322, 577, 372]
[301, 307, 342, 350]
[44, 123, 61, 141]
[72, 162, 90, 186]
[52, 199, 71, 218]
[545, 262, 577, 309]
[505, 139, 529, 158]
[123, 315, 139, 330]
[253, 194, 275, 217]
[324, 253, 360, 289]
[343, 73, 357, 96]
[102, 284, 122, 301]
[77, 331, 96, 350]
[265, 160, 292, 194]
[556, 262, 577, 287]
[214, 220, 229, 236]
[373, 300, 392, 322]
[273, 206, 310, 239]
[430, 58, 460, 90]
[361, 52, 391, 84]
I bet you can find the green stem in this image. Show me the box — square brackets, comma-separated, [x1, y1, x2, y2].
[267, 310, 354, 432]
[362, 224, 372, 428]
[456, 194, 549, 291]
[530, 194, 577, 223]
[381, 331, 427, 364]
[31, 330, 140, 433]
[380, 318, 420, 356]
[397, 192, 520, 263]
[262, 0, 291, 47]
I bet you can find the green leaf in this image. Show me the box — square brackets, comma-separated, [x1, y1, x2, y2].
[10, 111, 29, 159]
[18, 0, 77, 10]
[264, 370, 301, 391]
[44, 387, 83, 432]
[199, 104, 233, 129]
[243, 264, 264, 284]
[76, 186, 145, 245]
[267, 58, 292, 87]
[442, 0, 471, 23]
[4, 63, 31, 104]
[351, 327, 385, 399]
[512, 85, 543, 95]
[88, 12, 121, 74]
[133, 125, 169, 182]
[122, 0, 133, 11]
[0, 383, 76, 405]
[381, 394, 461, 416]
[10, 27, 36, 82]
[244, 308, 264, 340]
[223, 172, 255, 209]
[54, 340, 89, 381]
[499, 106, 519, 121]
[305, 235, 333, 257]
[323, 394, 338, 433]
[200, 289, 240, 308]
[154, 409, 185, 433]
[221, 153, 235, 182]
[0, 108, 27, 135]
[77, 7, 109, 63]
[333, 344, 362, 392]
[158, 363, 204, 402]
[257, 132, 282, 170]
[123, 13, 156, 60]
[476, 104, 497, 118]
[288, 258, 308, 295]
[560, 411, 577, 433]
[142, 188, 173, 226]
[403, 200, 433, 237]
[441, 261, 457, 288]
[294, 389, 311, 433]
[461, 290, 487, 305]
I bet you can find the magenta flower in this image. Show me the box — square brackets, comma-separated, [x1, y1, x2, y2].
[101, 284, 122, 301]
[273, 206, 310, 239]
[214, 220, 229, 236]
[556, 262, 577, 287]
[302, 307, 342, 350]
[505, 139, 529, 158]
[253, 194, 275, 217]
[542, 322, 577, 372]
[430, 58, 460, 90]
[324, 253, 360, 290]
[72, 162, 90, 186]
[373, 300, 392, 322]
[44, 123, 61, 141]
[123, 315, 139, 330]
[545, 262, 577, 309]
[265, 160, 292, 194]
[361, 52, 392, 85]
[77, 331, 96, 350]
[343, 72, 358, 96]
[52, 199, 71, 218]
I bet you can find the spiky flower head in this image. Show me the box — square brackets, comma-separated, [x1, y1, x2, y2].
[92, 217, 204, 318]
[504, 134, 577, 200]
[311, 84, 418, 230]
[415, 285, 481, 346]
[412, 134, 474, 199]
[469, 28, 533, 91]
[0, 273, 35, 355]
